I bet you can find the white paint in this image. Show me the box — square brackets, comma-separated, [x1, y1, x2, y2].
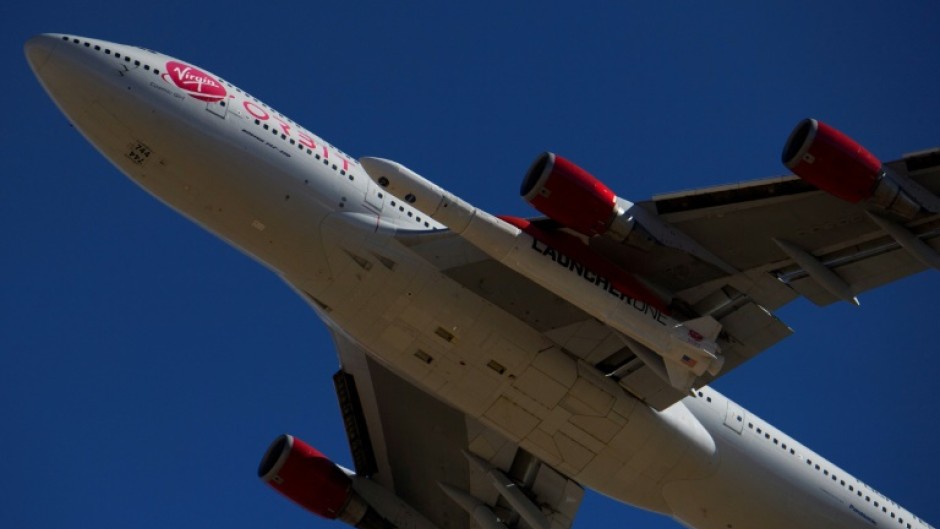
[26, 33, 933, 529]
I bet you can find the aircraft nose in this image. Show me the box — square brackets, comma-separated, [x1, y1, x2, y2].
[25, 34, 122, 114]
[24, 34, 60, 73]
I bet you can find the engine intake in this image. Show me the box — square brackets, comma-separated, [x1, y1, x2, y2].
[521, 152, 618, 237]
[782, 118, 882, 203]
[782, 118, 922, 218]
[259, 434, 390, 529]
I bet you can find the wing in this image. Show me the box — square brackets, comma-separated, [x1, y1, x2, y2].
[330, 330, 585, 529]
[399, 149, 940, 410]
[638, 151, 940, 310]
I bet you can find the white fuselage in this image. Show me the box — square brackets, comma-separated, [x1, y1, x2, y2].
[25, 34, 931, 529]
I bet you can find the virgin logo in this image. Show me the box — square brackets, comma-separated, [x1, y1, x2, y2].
[164, 61, 226, 102]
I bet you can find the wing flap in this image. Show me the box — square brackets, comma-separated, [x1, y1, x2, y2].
[618, 365, 688, 411]
[774, 221, 939, 306]
[717, 301, 792, 360]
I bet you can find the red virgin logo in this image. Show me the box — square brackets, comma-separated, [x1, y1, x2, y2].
[163, 61, 226, 102]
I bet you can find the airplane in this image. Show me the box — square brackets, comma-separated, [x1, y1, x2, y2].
[24, 33, 939, 529]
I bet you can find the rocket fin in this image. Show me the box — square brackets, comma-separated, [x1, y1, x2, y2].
[681, 315, 722, 342]
[663, 358, 698, 393]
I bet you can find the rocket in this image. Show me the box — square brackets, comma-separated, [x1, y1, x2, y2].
[359, 157, 724, 392]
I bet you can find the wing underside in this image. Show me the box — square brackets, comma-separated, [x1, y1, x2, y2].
[310, 149, 938, 529]
[330, 330, 585, 529]
[398, 150, 940, 410]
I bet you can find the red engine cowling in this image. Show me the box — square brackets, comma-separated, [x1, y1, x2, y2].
[781, 118, 883, 203]
[521, 152, 618, 236]
[259, 435, 393, 529]
[258, 434, 360, 522]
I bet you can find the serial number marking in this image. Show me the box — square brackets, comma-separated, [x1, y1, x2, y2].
[125, 142, 152, 165]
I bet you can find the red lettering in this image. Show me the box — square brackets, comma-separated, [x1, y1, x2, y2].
[244, 101, 269, 120]
[241, 99, 348, 169]
[298, 132, 316, 149]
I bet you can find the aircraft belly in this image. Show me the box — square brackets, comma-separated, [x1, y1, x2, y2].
[664, 451, 840, 528]
[666, 396, 875, 529]
[314, 227, 721, 515]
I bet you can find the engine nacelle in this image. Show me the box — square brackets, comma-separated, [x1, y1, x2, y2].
[521, 152, 619, 237]
[782, 118, 921, 217]
[259, 434, 388, 529]
[521, 152, 660, 251]
[519, 152, 739, 276]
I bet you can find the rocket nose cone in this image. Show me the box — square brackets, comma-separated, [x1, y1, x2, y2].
[24, 34, 60, 74]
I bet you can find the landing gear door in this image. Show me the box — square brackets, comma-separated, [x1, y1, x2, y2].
[723, 400, 745, 434]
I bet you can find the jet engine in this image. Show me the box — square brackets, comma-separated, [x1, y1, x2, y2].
[520, 152, 618, 236]
[258, 434, 390, 529]
[520, 152, 655, 248]
[782, 118, 923, 218]
[518, 151, 739, 278]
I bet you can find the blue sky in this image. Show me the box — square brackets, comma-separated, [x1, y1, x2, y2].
[4, 2, 939, 528]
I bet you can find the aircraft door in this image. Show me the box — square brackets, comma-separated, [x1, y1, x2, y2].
[364, 180, 385, 213]
[206, 98, 228, 118]
[723, 400, 745, 434]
